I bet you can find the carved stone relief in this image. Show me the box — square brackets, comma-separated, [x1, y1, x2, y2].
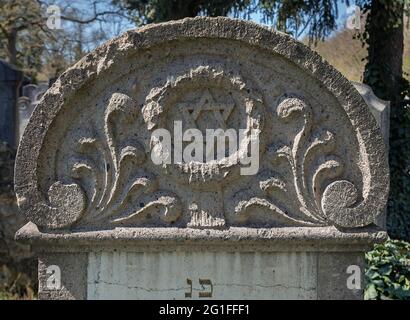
[14, 17, 389, 232]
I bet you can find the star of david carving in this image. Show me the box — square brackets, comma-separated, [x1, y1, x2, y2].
[180, 90, 234, 129]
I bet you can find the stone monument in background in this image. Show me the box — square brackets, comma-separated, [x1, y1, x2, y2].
[14, 17, 389, 300]
[17, 83, 49, 142]
[0, 60, 23, 148]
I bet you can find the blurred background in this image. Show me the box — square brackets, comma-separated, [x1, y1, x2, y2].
[0, 0, 409, 300]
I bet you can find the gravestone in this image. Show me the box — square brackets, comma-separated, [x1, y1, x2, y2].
[0, 60, 23, 148]
[15, 17, 389, 300]
[17, 83, 49, 142]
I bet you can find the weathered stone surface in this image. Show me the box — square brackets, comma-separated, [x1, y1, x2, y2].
[87, 251, 318, 299]
[15, 17, 389, 231]
[16, 222, 387, 252]
[86, 250, 367, 300]
[17, 222, 382, 300]
[14, 17, 390, 300]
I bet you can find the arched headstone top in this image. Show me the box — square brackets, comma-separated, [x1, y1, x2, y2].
[15, 17, 389, 232]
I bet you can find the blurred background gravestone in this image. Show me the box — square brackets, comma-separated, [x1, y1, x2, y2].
[352, 82, 390, 149]
[17, 83, 49, 142]
[0, 60, 36, 298]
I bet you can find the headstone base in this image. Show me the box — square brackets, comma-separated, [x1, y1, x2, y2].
[16, 223, 386, 300]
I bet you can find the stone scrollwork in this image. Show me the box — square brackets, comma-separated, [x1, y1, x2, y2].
[229, 96, 344, 227]
[19, 93, 181, 229]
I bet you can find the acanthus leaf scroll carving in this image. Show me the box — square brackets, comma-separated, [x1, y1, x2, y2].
[27, 92, 182, 229]
[227, 96, 345, 227]
[14, 17, 389, 231]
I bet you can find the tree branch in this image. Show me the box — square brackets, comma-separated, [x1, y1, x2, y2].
[60, 10, 128, 24]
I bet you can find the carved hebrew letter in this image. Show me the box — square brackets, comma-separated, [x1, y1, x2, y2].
[199, 279, 213, 298]
[185, 279, 193, 298]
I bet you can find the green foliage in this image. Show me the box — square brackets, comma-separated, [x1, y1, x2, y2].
[365, 239, 410, 300]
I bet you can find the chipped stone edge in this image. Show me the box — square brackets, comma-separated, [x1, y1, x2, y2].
[15, 222, 387, 253]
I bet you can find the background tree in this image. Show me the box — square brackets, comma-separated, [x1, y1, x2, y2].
[0, 0, 48, 75]
[358, 0, 410, 240]
[113, 0, 349, 41]
[0, 0, 131, 80]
